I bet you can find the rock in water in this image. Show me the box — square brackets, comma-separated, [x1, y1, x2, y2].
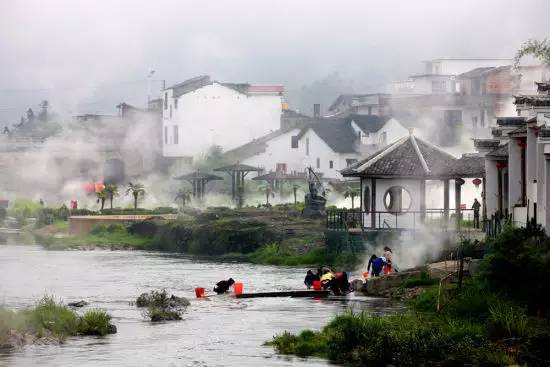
[68, 300, 88, 308]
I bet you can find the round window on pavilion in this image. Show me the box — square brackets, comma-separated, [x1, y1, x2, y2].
[383, 186, 412, 213]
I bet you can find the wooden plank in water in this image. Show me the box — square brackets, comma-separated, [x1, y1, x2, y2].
[235, 290, 330, 299]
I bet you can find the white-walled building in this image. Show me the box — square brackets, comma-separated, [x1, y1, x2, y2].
[225, 115, 408, 179]
[161, 75, 284, 162]
[478, 81, 550, 229]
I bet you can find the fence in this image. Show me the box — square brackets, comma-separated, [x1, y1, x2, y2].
[326, 208, 478, 232]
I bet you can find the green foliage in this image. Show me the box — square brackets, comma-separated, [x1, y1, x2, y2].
[126, 181, 145, 209]
[23, 296, 80, 338]
[8, 198, 42, 219]
[514, 38, 550, 68]
[271, 311, 504, 366]
[482, 226, 550, 313]
[487, 301, 529, 339]
[141, 290, 184, 322]
[103, 184, 119, 209]
[79, 309, 113, 336]
[403, 271, 438, 288]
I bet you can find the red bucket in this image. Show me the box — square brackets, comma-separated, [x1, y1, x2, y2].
[313, 280, 322, 290]
[362, 271, 369, 279]
[195, 287, 205, 298]
[234, 282, 243, 295]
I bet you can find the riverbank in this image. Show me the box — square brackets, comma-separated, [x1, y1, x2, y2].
[268, 226, 550, 365]
[31, 207, 361, 267]
[0, 296, 116, 349]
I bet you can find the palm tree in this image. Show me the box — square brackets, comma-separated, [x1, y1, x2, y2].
[126, 182, 145, 209]
[103, 184, 119, 209]
[174, 188, 192, 207]
[344, 186, 360, 209]
[96, 190, 107, 211]
[258, 184, 275, 206]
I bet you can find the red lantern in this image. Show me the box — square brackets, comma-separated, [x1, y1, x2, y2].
[472, 178, 482, 188]
[496, 161, 507, 170]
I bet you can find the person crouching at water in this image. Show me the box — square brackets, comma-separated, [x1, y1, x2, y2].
[213, 278, 235, 294]
[371, 257, 388, 277]
[304, 270, 319, 289]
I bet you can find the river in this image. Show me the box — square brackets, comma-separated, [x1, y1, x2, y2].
[0, 237, 400, 367]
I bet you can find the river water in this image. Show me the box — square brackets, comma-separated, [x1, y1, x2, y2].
[0, 238, 400, 367]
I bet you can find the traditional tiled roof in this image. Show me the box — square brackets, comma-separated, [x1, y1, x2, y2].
[474, 139, 501, 151]
[347, 115, 392, 133]
[282, 109, 311, 119]
[514, 95, 550, 106]
[486, 143, 509, 159]
[167, 75, 212, 98]
[508, 126, 527, 137]
[457, 67, 495, 79]
[224, 127, 298, 161]
[328, 94, 367, 111]
[447, 155, 486, 177]
[300, 119, 358, 153]
[496, 117, 526, 127]
[341, 134, 470, 179]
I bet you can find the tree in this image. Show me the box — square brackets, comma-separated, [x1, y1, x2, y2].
[96, 190, 107, 211]
[344, 186, 360, 209]
[126, 182, 145, 209]
[174, 188, 192, 207]
[514, 39, 550, 68]
[103, 184, 119, 209]
[258, 184, 275, 206]
[26, 108, 35, 122]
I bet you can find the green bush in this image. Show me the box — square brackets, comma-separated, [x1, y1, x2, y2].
[482, 226, 550, 314]
[79, 309, 114, 336]
[140, 290, 185, 322]
[487, 300, 529, 339]
[403, 271, 438, 288]
[23, 296, 80, 337]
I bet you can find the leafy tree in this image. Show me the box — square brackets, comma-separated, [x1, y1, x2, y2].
[258, 184, 275, 206]
[96, 190, 107, 211]
[174, 188, 192, 207]
[126, 182, 145, 209]
[344, 186, 360, 209]
[514, 38, 550, 68]
[103, 184, 119, 209]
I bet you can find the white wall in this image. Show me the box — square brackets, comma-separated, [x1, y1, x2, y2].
[162, 82, 282, 158]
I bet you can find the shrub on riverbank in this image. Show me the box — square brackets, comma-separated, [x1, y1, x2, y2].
[0, 296, 116, 348]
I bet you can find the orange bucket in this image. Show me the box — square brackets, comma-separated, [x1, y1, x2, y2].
[313, 280, 322, 290]
[363, 271, 369, 279]
[234, 282, 243, 295]
[195, 287, 205, 298]
[384, 265, 392, 274]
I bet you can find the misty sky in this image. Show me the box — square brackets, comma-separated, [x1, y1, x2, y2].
[0, 0, 549, 121]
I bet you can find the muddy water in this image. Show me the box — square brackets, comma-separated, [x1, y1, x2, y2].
[0, 240, 400, 367]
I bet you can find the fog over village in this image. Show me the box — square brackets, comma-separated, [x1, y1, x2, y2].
[1, 1, 550, 366]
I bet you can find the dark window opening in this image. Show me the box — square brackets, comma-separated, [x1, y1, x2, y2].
[164, 92, 168, 110]
[164, 126, 168, 144]
[329, 160, 333, 169]
[174, 98, 178, 109]
[316, 158, 320, 169]
[173, 125, 179, 144]
[291, 136, 298, 148]
[306, 138, 310, 155]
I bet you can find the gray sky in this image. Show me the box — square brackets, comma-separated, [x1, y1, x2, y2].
[0, 0, 549, 121]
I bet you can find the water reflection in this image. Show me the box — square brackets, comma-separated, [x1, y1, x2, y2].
[0, 241, 401, 366]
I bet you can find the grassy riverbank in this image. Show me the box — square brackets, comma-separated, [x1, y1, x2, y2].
[0, 296, 115, 348]
[268, 226, 550, 365]
[32, 206, 362, 267]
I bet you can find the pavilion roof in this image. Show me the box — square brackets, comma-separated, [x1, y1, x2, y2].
[173, 171, 223, 182]
[213, 163, 263, 172]
[341, 134, 485, 179]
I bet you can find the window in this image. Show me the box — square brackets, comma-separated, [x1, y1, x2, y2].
[306, 138, 310, 156]
[164, 126, 168, 144]
[480, 110, 485, 127]
[316, 158, 320, 169]
[432, 80, 446, 93]
[329, 160, 333, 169]
[164, 92, 168, 110]
[174, 98, 178, 109]
[383, 186, 412, 213]
[169, 105, 172, 119]
[472, 116, 478, 129]
[173, 125, 179, 144]
[346, 158, 358, 167]
[368, 106, 372, 115]
[276, 163, 287, 173]
[291, 136, 298, 148]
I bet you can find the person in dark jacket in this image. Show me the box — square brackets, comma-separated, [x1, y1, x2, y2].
[367, 254, 377, 273]
[213, 278, 235, 294]
[304, 270, 319, 289]
[371, 257, 389, 277]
